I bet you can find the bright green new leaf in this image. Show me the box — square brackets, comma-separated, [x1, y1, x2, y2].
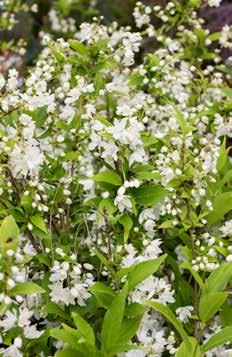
[118, 316, 143, 345]
[0, 215, 19, 253]
[199, 292, 228, 323]
[10, 282, 45, 295]
[127, 254, 167, 292]
[72, 312, 95, 346]
[90, 282, 115, 309]
[55, 349, 78, 357]
[174, 108, 192, 135]
[101, 283, 128, 353]
[119, 214, 133, 242]
[208, 192, 232, 226]
[50, 325, 81, 350]
[217, 137, 228, 172]
[176, 337, 201, 357]
[69, 40, 89, 58]
[205, 262, 232, 293]
[202, 326, 232, 353]
[30, 215, 47, 233]
[93, 170, 122, 186]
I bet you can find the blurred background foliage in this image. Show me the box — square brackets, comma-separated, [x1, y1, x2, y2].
[0, 0, 232, 72]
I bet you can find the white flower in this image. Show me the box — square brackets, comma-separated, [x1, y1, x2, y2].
[24, 325, 43, 339]
[220, 220, 232, 237]
[0, 310, 17, 332]
[207, 0, 222, 7]
[70, 283, 91, 306]
[107, 118, 128, 144]
[101, 141, 119, 162]
[176, 306, 194, 323]
[114, 187, 132, 212]
[49, 282, 75, 306]
[0, 74, 5, 90]
[9, 140, 44, 178]
[18, 307, 33, 327]
[1, 345, 22, 357]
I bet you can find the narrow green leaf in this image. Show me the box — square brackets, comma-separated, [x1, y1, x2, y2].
[119, 214, 133, 242]
[50, 325, 81, 350]
[90, 282, 115, 309]
[95, 250, 117, 281]
[173, 108, 192, 135]
[217, 137, 228, 172]
[176, 337, 201, 357]
[202, 326, 232, 353]
[41, 302, 67, 321]
[101, 283, 128, 352]
[199, 292, 228, 323]
[208, 192, 232, 226]
[180, 262, 205, 289]
[69, 40, 89, 58]
[148, 301, 188, 341]
[205, 262, 232, 293]
[72, 312, 95, 346]
[127, 254, 167, 292]
[30, 215, 47, 233]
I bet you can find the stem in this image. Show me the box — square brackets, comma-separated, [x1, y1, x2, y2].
[189, 227, 200, 339]
[27, 230, 42, 253]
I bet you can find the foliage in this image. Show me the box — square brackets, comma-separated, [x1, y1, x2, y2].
[0, 0, 232, 356]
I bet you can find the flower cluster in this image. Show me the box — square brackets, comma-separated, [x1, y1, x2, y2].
[0, 1, 232, 356]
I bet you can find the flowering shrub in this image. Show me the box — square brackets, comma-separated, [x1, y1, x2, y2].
[0, 1, 232, 356]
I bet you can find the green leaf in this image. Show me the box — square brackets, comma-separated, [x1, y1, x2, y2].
[222, 87, 232, 98]
[176, 337, 201, 357]
[54, 349, 78, 357]
[101, 283, 128, 353]
[0, 215, 19, 253]
[133, 185, 167, 206]
[10, 282, 45, 296]
[217, 137, 228, 172]
[119, 215, 133, 242]
[173, 108, 192, 135]
[127, 254, 167, 292]
[30, 215, 47, 233]
[41, 302, 68, 321]
[118, 316, 143, 345]
[208, 31, 221, 41]
[95, 250, 117, 281]
[98, 198, 117, 216]
[72, 312, 95, 346]
[50, 325, 81, 350]
[219, 169, 232, 189]
[135, 171, 160, 181]
[69, 40, 89, 58]
[93, 170, 122, 186]
[125, 302, 147, 318]
[199, 292, 228, 323]
[202, 326, 232, 353]
[220, 304, 232, 327]
[205, 262, 232, 293]
[148, 301, 188, 341]
[208, 192, 232, 226]
[90, 282, 115, 309]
